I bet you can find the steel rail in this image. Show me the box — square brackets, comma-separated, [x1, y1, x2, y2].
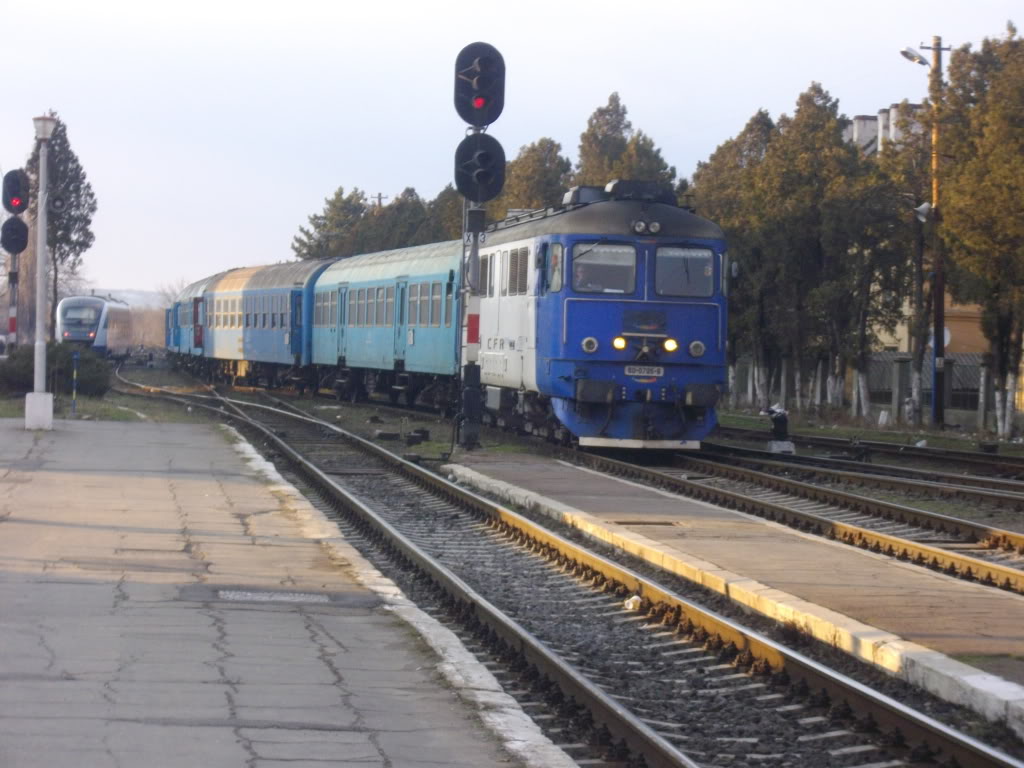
[674, 454, 1024, 557]
[705, 440, 1024, 495]
[555, 449, 1024, 594]
[715, 426, 1024, 475]
[235, 396, 1022, 768]
[118, 381, 1023, 766]
[126, 386, 702, 768]
[700, 443, 1024, 507]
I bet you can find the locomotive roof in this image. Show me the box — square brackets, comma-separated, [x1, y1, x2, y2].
[483, 200, 724, 247]
[317, 240, 461, 286]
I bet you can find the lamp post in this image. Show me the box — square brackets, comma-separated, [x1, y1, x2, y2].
[25, 114, 56, 431]
[901, 36, 950, 427]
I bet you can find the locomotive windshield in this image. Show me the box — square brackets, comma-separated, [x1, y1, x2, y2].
[655, 247, 715, 297]
[572, 243, 635, 294]
[61, 304, 101, 327]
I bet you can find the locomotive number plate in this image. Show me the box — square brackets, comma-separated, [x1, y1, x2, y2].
[625, 365, 664, 377]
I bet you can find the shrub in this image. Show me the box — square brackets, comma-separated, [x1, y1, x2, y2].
[0, 344, 111, 396]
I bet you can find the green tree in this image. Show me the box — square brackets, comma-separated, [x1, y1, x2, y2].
[693, 110, 776, 406]
[755, 84, 862, 412]
[941, 23, 1024, 436]
[613, 131, 676, 187]
[353, 188, 434, 253]
[574, 93, 631, 186]
[26, 114, 97, 338]
[876, 101, 934, 425]
[291, 187, 368, 260]
[424, 185, 463, 242]
[491, 137, 572, 219]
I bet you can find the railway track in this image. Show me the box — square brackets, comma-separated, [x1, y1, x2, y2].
[714, 426, 1024, 479]
[703, 441, 1024, 498]
[117, 374, 1023, 767]
[562, 450, 1024, 595]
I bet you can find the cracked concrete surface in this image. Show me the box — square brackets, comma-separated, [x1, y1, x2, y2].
[0, 419, 561, 767]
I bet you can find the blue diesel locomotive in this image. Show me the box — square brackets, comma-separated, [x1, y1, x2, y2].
[167, 181, 728, 448]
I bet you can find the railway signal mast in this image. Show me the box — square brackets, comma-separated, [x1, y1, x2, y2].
[2, 169, 31, 355]
[453, 42, 506, 448]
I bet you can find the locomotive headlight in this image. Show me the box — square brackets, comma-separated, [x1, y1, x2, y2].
[612, 336, 627, 351]
[582, 336, 599, 353]
[689, 340, 706, 357]
[633, 220, 647, 234]
[649, 221, 661, 234]
[663, 338, 679, 353]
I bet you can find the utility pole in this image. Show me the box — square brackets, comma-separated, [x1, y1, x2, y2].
[371, 193, 388, 208]
[921, 35, 951, 428]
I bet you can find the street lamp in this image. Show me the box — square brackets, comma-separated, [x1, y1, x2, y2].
[901, 36, 949, 428]
[25, 113, 56, 431]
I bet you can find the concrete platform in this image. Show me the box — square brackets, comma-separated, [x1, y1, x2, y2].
[444, 450, 1024, 739]
[0, 420, 574, 768]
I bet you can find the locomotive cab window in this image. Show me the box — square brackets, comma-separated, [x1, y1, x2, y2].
[572, 243, 636, 294]
[548, 243, 563, 292]
[655, 247, 714, 297]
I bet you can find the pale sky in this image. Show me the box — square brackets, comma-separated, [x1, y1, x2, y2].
[0, 0, 1017, 295]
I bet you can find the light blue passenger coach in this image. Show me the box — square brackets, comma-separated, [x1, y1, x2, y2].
[311, 241, 461, 406]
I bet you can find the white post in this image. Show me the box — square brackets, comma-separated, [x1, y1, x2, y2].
[26, 115, 56, 430]
[33, 138, 49, 392]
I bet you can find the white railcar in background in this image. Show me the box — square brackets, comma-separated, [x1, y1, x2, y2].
[56, 296, 133, 358]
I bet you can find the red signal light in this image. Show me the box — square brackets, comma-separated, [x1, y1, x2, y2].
[10, 197, 22, 208]
[472, 96, 487, 109]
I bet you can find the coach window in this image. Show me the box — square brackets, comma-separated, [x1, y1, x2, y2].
[354, 289, 362, 326]
[572, 243, 636, 294]
[348, 292, 356, 326]
[655, 247, 714, 298]
[375, 287, 385, 326]
[548, 243, 563, 291]
[367, 289, 376, 327]
[444, 282, 453, 327]
[418, 283, 430, 326]
[385, 286, 394, 325]
[500, 251, 509, 296]
[327, 293, 334, 326]
[430, 283, 441, 326]
[408, 284, 418, 327]
[478, 255, 489, 297]
[280, 296, 287, 328]
[234, 298, 241, 328]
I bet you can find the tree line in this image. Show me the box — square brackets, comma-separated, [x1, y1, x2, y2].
[293, 24, 1022, 437]
[693, 23, 1022, 437]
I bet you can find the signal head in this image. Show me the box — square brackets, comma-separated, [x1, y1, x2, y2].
[454, 42, 505, 127]
[2, 170, 30, 215]
[454, 132, 506, 203]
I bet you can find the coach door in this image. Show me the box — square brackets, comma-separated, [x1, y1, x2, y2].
[192, 298, 203, 348]
[393, 281, 407, 361]
[335, 288, 346, 361]
[289, 291, 302, 357]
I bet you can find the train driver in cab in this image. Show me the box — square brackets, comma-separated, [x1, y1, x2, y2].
[574, 261, 603, 292]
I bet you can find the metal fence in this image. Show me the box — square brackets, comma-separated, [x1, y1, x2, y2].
[867, 352, 983, 410]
